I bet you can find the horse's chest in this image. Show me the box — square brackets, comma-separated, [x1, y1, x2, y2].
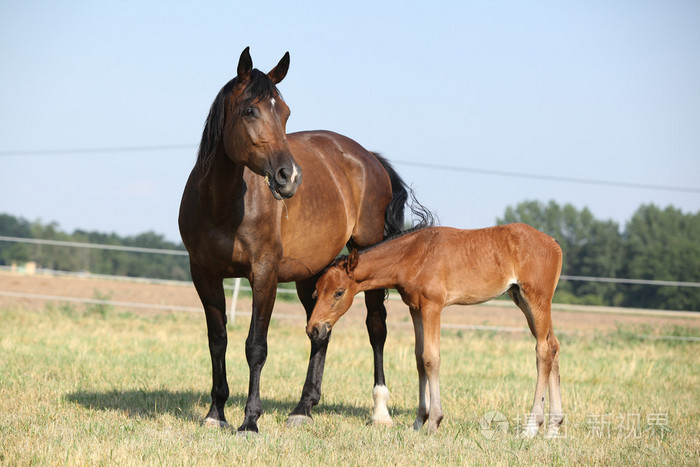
[188, 222, 271, 277]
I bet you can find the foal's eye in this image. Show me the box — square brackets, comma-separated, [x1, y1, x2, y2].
[333, 289, 345, 299]
[242, 107, 255, 117]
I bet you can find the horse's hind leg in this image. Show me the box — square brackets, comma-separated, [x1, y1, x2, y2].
[287, 274, 328, 426]
[409, 306, 429, 430]
[365, 288, 392, 426]
[545, 331, 563, 438]
[509, 286, 562, 438]
[190, 262, 229, 428]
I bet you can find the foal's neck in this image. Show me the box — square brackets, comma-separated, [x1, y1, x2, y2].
[354, 245, 404, 292]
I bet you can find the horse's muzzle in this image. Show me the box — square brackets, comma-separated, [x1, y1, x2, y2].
[267, 161, 302, 200]
[307, 322, 331, 344]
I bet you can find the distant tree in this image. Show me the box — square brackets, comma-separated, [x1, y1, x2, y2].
[0, 214, 33, 265]
[622, 205, 700, 310]
[0, 213, 190, 281]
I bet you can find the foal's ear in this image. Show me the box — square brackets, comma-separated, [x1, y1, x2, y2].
[346, 249, 359, 275]
[268, 51, 290, 84]
[237, 47, 253, 81]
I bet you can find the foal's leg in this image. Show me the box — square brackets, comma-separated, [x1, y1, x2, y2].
[420, 303, 443, 432]
[510, 287, 559, 438]
[365, 289, 392, 426]
[545, 332, 563, 438]
[190, 262, 229, 428]
[409, 306, 429, 430]
[287, 275, 329, 426]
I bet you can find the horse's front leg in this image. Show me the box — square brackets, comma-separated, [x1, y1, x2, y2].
[421, 304, 443, 433]
[287, 275, 330, 426]
[238, 270, 278, 433]
[190, 262, 229, 428]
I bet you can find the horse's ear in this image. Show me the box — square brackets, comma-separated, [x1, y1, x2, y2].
[268, 51, 290, 84]
[237, 47, 253, 81]
[346, 249, 359, 275]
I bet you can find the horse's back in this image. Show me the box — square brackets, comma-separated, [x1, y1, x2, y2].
[397, 225, 561, 305]
[287, 130, 391, 187]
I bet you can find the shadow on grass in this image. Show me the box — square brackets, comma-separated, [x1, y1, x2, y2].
[65, 389, 411, 424]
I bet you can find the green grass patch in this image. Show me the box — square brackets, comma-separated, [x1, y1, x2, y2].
[0, 304, 698, 465]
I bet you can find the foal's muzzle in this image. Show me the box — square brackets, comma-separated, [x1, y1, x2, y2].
[307, 322, 331, 344]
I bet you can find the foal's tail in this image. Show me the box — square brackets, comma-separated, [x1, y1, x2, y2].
[372, 153, 436, 238]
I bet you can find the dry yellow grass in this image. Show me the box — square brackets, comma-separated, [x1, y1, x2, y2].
[1, 301, 698, 465]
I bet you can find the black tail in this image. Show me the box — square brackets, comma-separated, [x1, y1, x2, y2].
[372, 153, 436, 238]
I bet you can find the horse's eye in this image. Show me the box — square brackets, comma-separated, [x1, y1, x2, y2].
[243, 107, 255, 117]
[333, 289, 345, 299]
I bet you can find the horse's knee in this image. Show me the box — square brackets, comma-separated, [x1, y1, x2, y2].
[245, 339, 268, 366]
[535, 340, 554, 373]
[548, 333, 560, 358]
[422, 354, 440, 374]
[208, 339, 227, 357]
[535, 338, 552, 358]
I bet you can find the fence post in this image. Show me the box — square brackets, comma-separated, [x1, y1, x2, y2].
[229, 277, 241, 325]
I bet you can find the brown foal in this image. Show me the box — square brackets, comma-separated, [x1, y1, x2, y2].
[307, 223, 564, 437]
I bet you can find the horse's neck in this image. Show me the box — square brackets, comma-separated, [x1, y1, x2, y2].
[201, 150, 247, 214]
[355, 246, 402, 291]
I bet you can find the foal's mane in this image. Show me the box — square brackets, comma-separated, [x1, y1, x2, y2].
[193, 69, 281, 180]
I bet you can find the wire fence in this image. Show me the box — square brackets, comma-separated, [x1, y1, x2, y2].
[3, 235, 699, 288]
[2, 235, 700, 342]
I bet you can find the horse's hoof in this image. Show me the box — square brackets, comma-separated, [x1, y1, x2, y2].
[370, 416, 393, 427]
[520, 426, 539, 439]
[236, 428, 259, 437]
[426, 423, 440, 434]
[286, 414, 313, 427]
[203, 417, 229, 429]
[544, 425, 561, 439]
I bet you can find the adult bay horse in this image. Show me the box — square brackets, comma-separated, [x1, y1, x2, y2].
[307, 223, 564, 437]
[178, 48, 426, 432]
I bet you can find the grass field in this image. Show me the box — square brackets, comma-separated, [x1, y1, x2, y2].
[1, 302, 698, 465]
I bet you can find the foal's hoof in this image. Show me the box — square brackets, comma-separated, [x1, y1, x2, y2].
[369, 416, 394, 427]
[544, 425, 561, 439]
[426, 423, 440, 434]
[203, 417, 229, 429]
[286, 414, 313, 428]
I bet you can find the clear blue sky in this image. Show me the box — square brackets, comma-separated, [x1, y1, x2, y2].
[1, 1, 699, 242]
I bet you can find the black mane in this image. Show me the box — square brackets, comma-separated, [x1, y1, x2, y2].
[193, 69, 281, 180]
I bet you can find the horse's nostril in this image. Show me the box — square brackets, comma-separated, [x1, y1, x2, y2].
[276, 167, 289, 184]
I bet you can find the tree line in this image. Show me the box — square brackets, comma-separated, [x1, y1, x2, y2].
[0, 214, 190, 281]
[1, 201, 698, 311]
